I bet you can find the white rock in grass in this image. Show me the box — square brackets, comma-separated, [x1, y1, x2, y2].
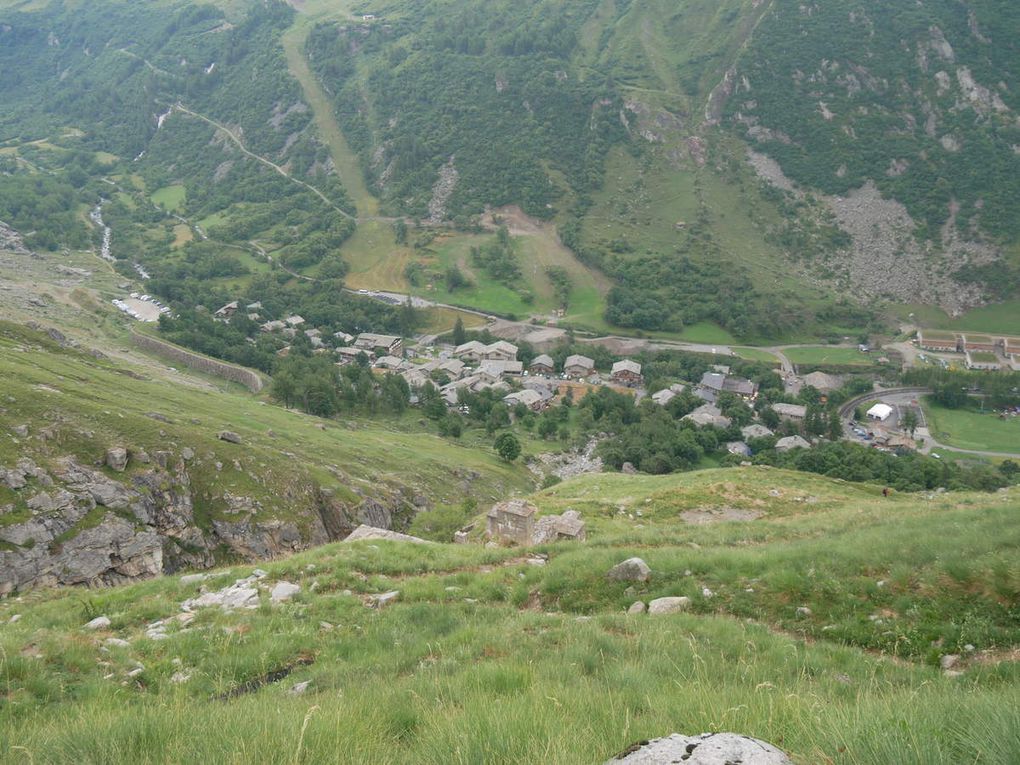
[104, 638, 131, 648]
[84, 616, 111, 631]
[369, 591, 400, 608]
[9, 614, 21, 624]
[127, 667, 144, 678]
[270, 581, 301, 604]
[289, 681, 311, 696]
[608, 557, 652, 582]
[648, 597, 690, 615]
[940, 654, 960, 670]
[180, 573, 207, 586]
[606, 732, 793, 764]
[795, 606, 812, 617]
[171, 671, 192, 684]
[627, 601, 646, 615]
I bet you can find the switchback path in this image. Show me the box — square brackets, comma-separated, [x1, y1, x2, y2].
[171, 103, 357, 222]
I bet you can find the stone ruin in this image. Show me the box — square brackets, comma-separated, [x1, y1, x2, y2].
[486, 500, 586, 545]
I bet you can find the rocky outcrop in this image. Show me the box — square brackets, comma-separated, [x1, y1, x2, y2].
[608, 732, 792, 763]
[0, 450, 401, 595]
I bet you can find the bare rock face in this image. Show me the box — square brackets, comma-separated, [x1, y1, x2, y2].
[0, 445, 416, 594]
[607, 732, 792, 764]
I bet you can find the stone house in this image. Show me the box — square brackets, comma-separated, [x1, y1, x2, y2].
[503, 389, 545, 411]
[741, 423, 774, 439]
[772, 403, 807, 421]
[564, 354, 595, 379]
[651, 389, 676, 406]
[726, 441, 752, 457]
[354, 333, 403, 356]
[775, 435, 811, 452]
[454, 340, 488, 362]
[610, 359, 643, 386]
[486, 499, 537, 545]
[479, 360, 523, 379]
[482, 341, 519, 362]
[529, 354, 555, 376]
[438, 358, 466, 379]
[335, 347, 366, 365]
[533, 510, 586, 543]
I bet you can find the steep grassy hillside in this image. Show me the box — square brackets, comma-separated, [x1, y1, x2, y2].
[0, 321, 530, 588]
[1, 468, 1017, 763]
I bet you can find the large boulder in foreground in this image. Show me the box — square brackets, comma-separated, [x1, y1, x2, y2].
[607, 732, 792, 764]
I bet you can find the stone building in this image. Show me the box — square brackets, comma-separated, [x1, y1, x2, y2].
[486, 499, 537, 545]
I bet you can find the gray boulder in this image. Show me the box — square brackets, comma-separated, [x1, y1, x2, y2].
[344, 525, 430, 544]
[607, 732, 792, 764]
[270, 581, 301, 603]
[608, 557, 651, 582]
[368, 590, 400, 608]
[105, 447, 129, 472]
[648, 596, 691, 615]
[627, 601, 646, 615]
[12, 424, 29, 438]
[217, 431, 242, 444]
[84, 616, 111, 631]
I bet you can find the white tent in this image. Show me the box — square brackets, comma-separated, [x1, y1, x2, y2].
[866, 403, 893, 421]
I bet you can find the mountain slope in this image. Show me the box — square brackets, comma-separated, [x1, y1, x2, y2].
[0, 320, 528, 593]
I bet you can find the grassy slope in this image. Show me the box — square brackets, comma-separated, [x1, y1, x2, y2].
[897, 300, 1020, 337]
[1, 467, 1017, 763]
[783, 346, 877, 367]
[0, 322, 531, 527]
[923, 400, 1020, 455]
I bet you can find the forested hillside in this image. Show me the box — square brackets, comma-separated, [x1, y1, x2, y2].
[1, 0, 1018, 345]
[305, 0, 627, 223]
[728, 0, 1020, 242]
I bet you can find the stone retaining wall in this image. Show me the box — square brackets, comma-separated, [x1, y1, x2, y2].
[131, 332, 264, 392]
